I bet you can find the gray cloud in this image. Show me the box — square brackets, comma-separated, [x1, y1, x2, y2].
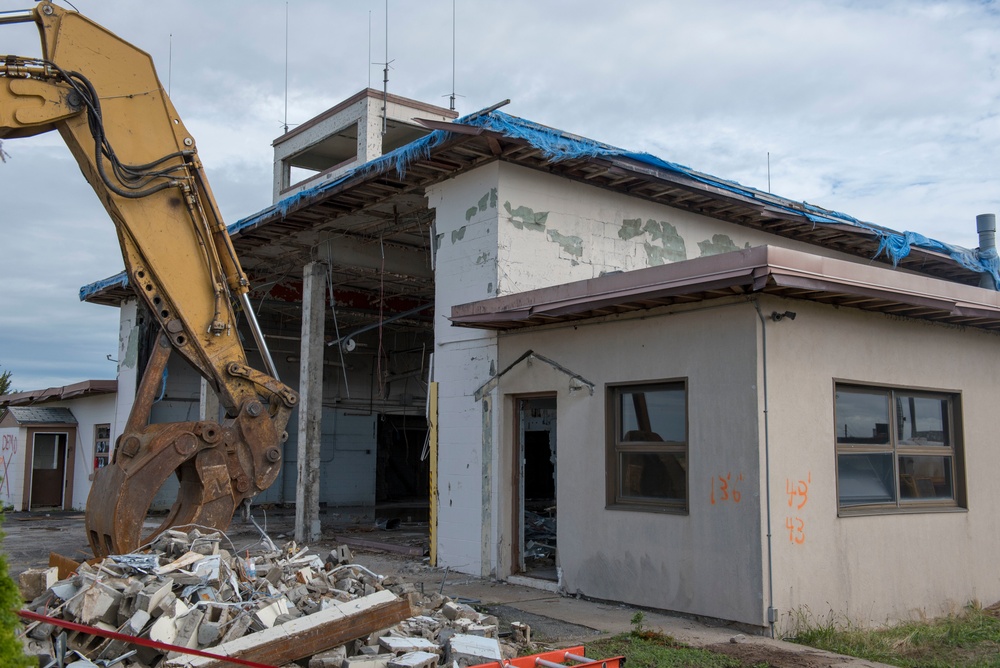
[2, 0, 998, 389]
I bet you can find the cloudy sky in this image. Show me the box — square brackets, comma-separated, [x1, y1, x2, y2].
[1, 0, 998, 391]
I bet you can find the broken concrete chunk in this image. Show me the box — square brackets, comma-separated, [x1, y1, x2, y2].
[137, 577, 175, 614]
[388, 651, 439, 668]
[80, 583, 123, 625]
[447, 634, 503, 667]
[307, 644, 347, 668]
[379, 636, 440, 656]
[440, 601, 478, 622]
[343, 655, 392, 668]
[18, 566, 58, 601]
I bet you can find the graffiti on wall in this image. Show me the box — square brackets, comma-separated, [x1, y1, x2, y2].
[710, 472, 744, 505]
[785, 472, 811, 544]
[1, 433, 18, 498]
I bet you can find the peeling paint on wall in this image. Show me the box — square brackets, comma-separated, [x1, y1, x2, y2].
[547, 229, 584, 257]
[451, 226, 467, 244]
[618, 218, 644, 240]
[618, 217, 687, 265]
[466, 189, 499, 221]
[698, 234, 744, 256]
[475, 252, 492, 265]
[503, 201, 548, 232]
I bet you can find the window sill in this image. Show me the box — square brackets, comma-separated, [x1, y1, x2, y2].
[606, 502, 688, 516]
[838, 505, 967, 518]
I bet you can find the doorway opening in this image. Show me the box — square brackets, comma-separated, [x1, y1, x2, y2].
[376, 414, 430, 523]
[30, 432, 68, 509]
[514, 396, 557, 580]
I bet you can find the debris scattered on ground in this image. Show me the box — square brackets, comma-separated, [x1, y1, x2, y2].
[18, 528, 532, 668]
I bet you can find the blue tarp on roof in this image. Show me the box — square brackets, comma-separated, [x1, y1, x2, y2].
[81, 109, 998, 302]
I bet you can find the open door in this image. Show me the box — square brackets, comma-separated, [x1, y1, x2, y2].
[513, 396, 557, 580]
[30, 432, 68, 509]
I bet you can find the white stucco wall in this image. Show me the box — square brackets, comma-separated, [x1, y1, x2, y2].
[760, 295, 1000, 629]
[427, 164, 502, 576]
[0, 426, 25, 510]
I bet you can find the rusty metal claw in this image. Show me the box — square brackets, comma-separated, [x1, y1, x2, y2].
[85, 333, 292, 557]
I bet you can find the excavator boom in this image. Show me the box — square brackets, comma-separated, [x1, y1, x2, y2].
[1, 3, 297, 556]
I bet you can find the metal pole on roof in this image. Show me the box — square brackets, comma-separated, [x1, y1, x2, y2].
[450, 0, 456, 111]
[283, 2, 289, 133]
[382, 0, 389, 136]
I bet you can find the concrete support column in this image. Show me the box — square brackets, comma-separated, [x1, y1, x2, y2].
[295, 261, 326, 543]
[199, 378, 220, 422]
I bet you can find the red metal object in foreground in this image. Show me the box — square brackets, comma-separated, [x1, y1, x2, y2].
[468, 645, 625, 668]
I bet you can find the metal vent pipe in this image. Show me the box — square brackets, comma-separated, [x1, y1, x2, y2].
[977, 213, 997, 289]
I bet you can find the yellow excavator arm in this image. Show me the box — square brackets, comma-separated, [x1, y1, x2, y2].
[1, 2, 298, 556]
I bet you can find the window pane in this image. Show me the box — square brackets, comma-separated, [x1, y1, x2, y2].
[899, 455, 953, 500]
[838, 453, 895, 506]
[620, 387, 685, 442]
[620, 452, 686, 501]
[33, 436, 58, 470]
[836, 388, 890, 445]
[896, 395, 948, 446]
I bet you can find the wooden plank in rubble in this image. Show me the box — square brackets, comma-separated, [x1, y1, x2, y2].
[164, 590, 411, 668]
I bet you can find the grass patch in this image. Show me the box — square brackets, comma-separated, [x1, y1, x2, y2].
[789, 603, 1000, 667]
[587, 630, 745, 668]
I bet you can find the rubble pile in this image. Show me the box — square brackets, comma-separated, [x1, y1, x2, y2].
[17, 529, 527, 668]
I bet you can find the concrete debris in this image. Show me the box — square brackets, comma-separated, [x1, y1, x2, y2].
[20, 529, 532, 668]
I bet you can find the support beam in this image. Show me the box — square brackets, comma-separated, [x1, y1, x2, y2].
[295, 261, 326, 543]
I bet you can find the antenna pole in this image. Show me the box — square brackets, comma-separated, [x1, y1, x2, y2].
[283, 2, 289, 133]
[382, 0, 389, 135]
[368, 10, 372, 89]
[767, 151, 771, 192]
[450, 0, 456, 111]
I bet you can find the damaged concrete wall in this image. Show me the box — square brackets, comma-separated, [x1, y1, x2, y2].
[759, 295, 1000, 630]
[427, 164, 502, 577]
[494, 162, 867, 294]
[494, 301, 765, 627]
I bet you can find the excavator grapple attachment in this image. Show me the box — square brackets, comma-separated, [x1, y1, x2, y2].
[1, 2, 298, 556]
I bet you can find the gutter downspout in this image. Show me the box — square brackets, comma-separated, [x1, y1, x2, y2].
[751, 299, 777, 638]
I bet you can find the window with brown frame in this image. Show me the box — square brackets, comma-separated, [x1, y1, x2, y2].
[835, 383, 964, 513]
[607, 381, 688, 512]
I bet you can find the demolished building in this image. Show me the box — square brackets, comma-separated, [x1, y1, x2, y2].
[82, 88, 1000, 632]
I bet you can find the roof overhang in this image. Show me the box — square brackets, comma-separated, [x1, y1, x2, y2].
[0, 379, 117, 407]
[450, 245, 1000, 331]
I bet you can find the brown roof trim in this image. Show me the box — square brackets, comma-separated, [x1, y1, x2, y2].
[450, 245, 1000, 331]
[0, 379, 117, 407]
[272, 88, 459, 147]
